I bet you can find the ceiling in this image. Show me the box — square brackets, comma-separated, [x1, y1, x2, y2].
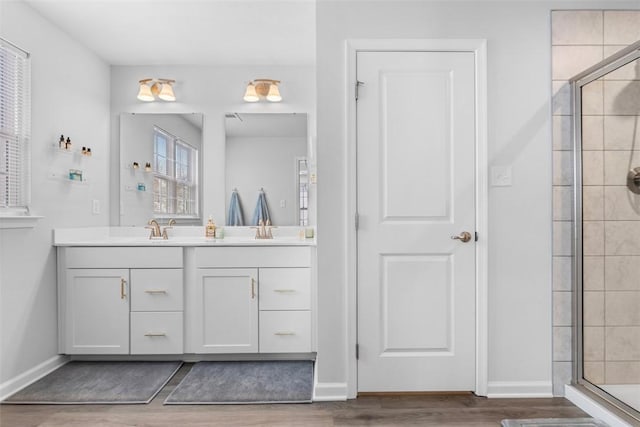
[225, 112, 307, 138]
[23, 0, 316, 66]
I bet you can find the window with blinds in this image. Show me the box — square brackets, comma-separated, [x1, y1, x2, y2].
[152, 126, 199, 218]
[0, 39, 30, 213]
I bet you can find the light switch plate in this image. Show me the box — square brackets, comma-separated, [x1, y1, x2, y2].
[491, 166, 512, 187]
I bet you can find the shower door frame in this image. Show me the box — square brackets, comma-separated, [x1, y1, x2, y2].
[571, 40, 640, 423]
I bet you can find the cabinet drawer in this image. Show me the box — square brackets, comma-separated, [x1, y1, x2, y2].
[259, 311, 311, 353]
[130, 312, 183, 354]
[196, 247, 311, 268]
[259, 268, 310, 310]
[131, 269, 183, 311]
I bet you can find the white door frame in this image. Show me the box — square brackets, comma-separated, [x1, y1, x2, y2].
[345, 39, 488, 398]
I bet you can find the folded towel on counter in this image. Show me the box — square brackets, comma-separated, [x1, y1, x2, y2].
[252, 189, 271, 226]
[227, 190, 244, 226]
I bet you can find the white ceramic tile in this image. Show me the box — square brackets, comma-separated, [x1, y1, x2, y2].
[553, 256, 572, 292]
[606, 291, 640, 326]
[553, 115, 572, 151]
[584, 256, 604, 291]
[584, 326, 605, 361]
[604, 81, 640, 115]
[604, 46, 640, 81]
[582, 115, 604, 151]
[604, 186, 640, 221]
[604, 11, 640, 45]
[583, 221, 604, 256]
[553, 45, 603, 80]
[553, 81, 571, 116]
[604, 115, 640, 150]
[554, 186, 572, 221]
[604, 151, 640, 186]
[553, 361, 572, 397]
[583, 186, 604, 221]
[553, 326, 572, 362]
[584, 291, 604, 326]
[605, 361, 640, 383]
[553, 221, 573, 256]
[584, 361, 605, 385]
[604, 221, 640, 255]
[605, 256, 640, 291]
[552, 10, 603, 45]
[554, 291, 572, 327]
[582, 80, 603, 116]
[605, 326, 640, 360]
[581, 151, 603, 186]
[553, 150, 574, 186]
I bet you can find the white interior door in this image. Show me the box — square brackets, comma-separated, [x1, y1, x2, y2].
[356, 51, 477, 392]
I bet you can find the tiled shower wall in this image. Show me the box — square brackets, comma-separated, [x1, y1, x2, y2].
[551, 10, 640, 396]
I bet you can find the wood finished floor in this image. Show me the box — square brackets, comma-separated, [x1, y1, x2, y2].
[0, 364, 588, 427]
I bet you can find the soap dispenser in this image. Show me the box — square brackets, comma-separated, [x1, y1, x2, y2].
[205, 216, 216, 238]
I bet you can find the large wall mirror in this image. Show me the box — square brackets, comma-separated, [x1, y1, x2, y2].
[120, 113, 203, 226]
[225, 113, 308, 226]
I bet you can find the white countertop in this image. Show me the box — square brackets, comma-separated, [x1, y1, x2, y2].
[53, 226, 316, 247]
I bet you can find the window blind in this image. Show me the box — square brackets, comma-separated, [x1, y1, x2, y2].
[0, 38, 30, 211]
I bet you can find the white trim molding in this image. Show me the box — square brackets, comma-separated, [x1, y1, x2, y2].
[313, 382, 348, 401]
[345, 38, 489, 398]
[0, 355, 69, 401]
[487, 381, 553, 398]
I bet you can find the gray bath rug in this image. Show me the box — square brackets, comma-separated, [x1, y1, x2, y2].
[3, 361, 182, 404]
[164, 360, 314, 404]
[501, 419, 609, 427]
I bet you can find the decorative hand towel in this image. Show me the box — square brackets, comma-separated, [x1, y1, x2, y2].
[227, 189, 244, 226]
[252, 188, 271, 226]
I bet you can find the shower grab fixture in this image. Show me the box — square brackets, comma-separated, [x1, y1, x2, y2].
[628, 167, 640, 194]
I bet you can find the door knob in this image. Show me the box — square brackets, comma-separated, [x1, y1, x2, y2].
[451, 231, 472, 243]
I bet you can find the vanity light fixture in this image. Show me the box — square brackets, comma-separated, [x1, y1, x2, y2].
[137, 78, 176, 102]
[243, 79, 282, 103]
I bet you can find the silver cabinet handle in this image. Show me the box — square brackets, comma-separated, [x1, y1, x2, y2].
[274, 289, 296, 293]
[144, 332, 167, 337]
[274, 331, 295, 336]
[144, 289, 168, 294]
[251, 278, 256, 299]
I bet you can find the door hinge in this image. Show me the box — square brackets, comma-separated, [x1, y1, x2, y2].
[356, 343, 360, 360]
[355, 80, 364, 101]
[475, 231, 479, 242]
[355, 212, 359, 231]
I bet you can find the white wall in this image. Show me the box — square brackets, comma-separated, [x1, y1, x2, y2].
[315, 0, 640, 398]
[0, 1, 110, 390]
[110, 66, 316, 227]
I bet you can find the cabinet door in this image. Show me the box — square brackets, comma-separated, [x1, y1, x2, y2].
[194, 268, 258, 353]
[65, 269, 129, 354]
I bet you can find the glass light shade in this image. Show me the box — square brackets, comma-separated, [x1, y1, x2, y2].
[137, 83, 154, 101]
[243, 83, 259, 102]
[266, 83, 282, 102]
[158, 83, 176, 101]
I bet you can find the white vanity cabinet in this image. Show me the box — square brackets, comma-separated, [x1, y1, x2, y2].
[190, 246, 315, 354]
[57, 247, 183, 355]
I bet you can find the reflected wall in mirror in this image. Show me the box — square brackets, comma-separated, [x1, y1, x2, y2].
[120, 113, 203, 226]
[225, 113, 307, 226]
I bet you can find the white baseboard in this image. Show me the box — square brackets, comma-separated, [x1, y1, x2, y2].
[565, 385, 633, 427]
[487, 381, 553, 398]
[313, 382, 348, 401]
[0, 355, 69, 401]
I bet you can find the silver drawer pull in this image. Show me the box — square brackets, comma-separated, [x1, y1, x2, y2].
[274, 331, 295, 336]
[274, 289, 296, 293]
[144, 289, 168, 294]
[144, 332, 167, 337]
